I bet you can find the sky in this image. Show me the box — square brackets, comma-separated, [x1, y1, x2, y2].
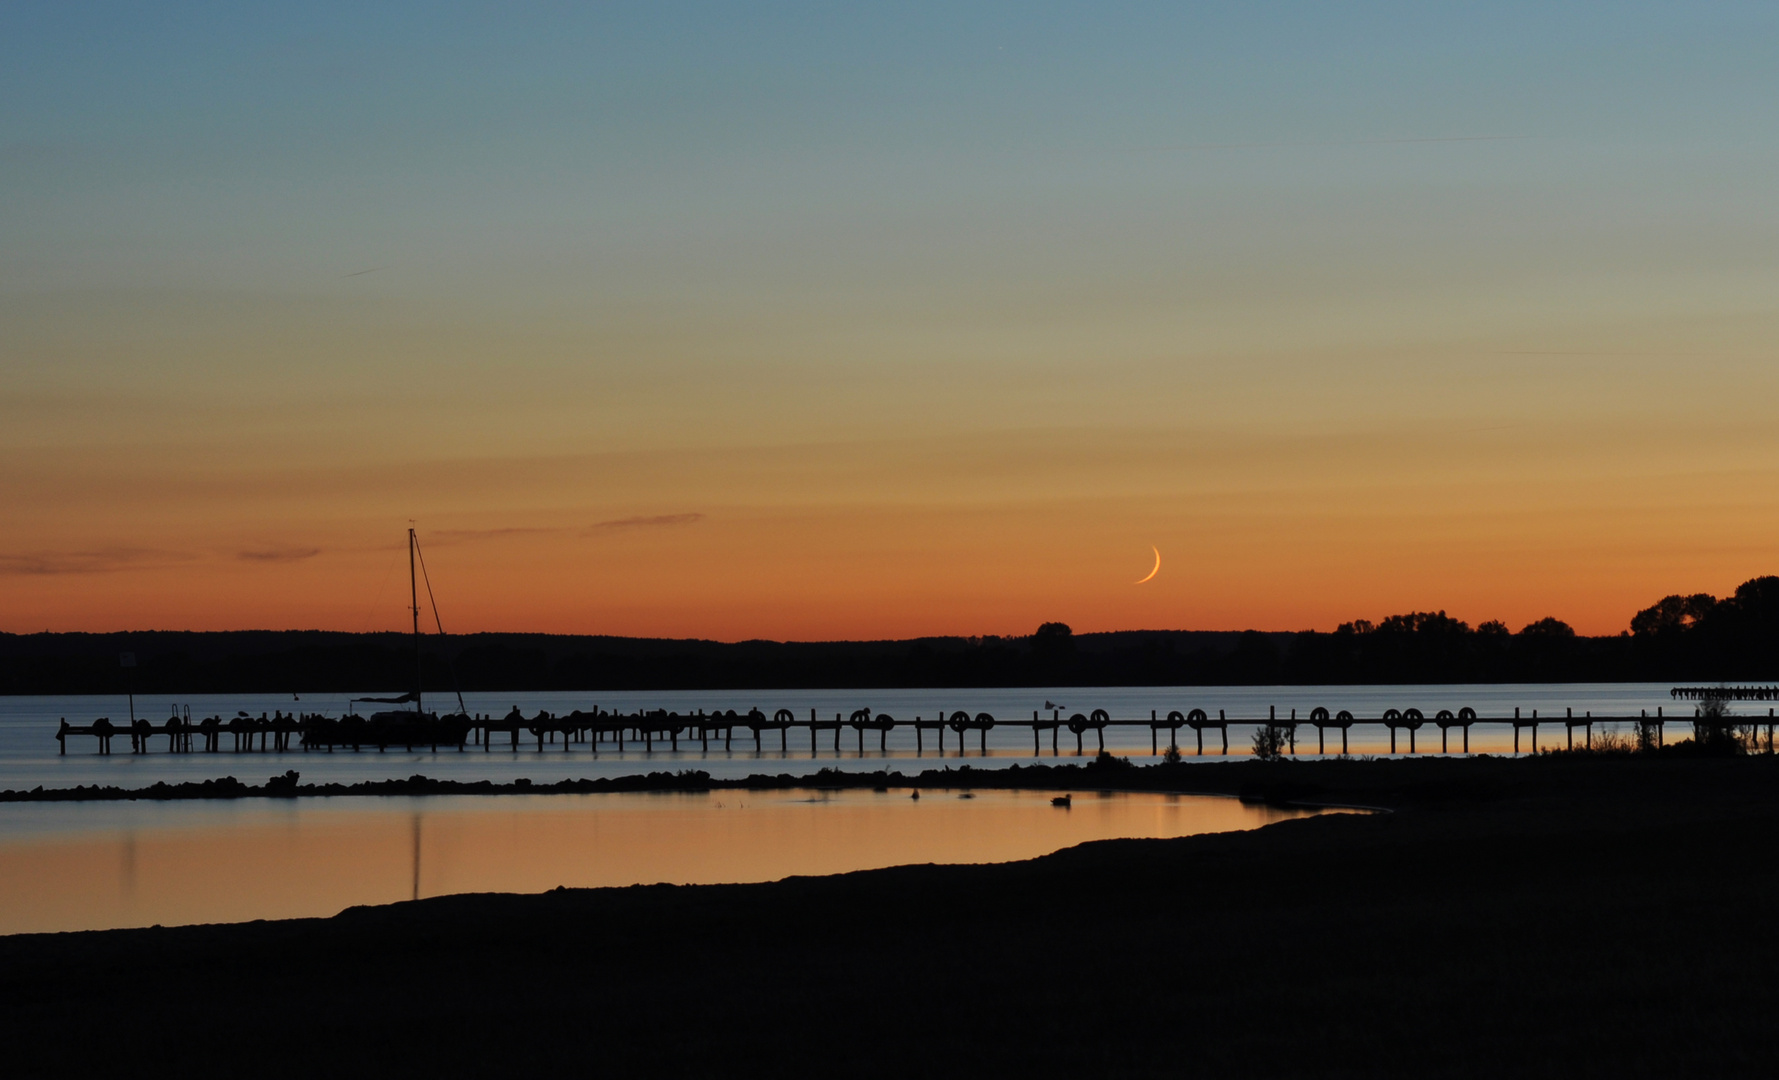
[5, 1, 1779, 639]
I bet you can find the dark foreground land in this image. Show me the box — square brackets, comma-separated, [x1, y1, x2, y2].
[4, 755, 1778, 1078]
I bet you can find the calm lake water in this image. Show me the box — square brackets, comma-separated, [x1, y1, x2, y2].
[0, 683, 1708, 935]
[0, 789, 1341, 935]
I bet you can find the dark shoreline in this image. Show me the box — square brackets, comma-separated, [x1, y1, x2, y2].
[0, 750, 1676, 809]
[9, 609, 1778, 694]
[0, 755, 1216, 804]
[5, 753, 1778, 1077]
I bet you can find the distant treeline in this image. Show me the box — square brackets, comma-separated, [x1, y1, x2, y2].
[6, 576, 1778, 694]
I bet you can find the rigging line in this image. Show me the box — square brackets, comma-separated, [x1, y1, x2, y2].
[412, 535, 468, 717]
[413, 537, 447, 637]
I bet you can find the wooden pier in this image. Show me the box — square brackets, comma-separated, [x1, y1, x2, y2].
[54, 700, 1778, 758]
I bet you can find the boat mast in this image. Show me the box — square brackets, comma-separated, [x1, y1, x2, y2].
[411, 531, 468, 717]
[409, 526, 422, 715]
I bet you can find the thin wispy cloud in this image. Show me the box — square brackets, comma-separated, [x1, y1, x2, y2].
[1130, 134, 1537, 153]
[585, 513, 705, 532]
[237, 546, 322, 563]
[0, 548, 193, 576]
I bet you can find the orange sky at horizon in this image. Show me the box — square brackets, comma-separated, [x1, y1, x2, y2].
[7, 410, 1776, 640]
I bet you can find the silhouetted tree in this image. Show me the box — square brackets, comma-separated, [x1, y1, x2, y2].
[1029, 622, 1075, 677]
[1367, 611, 1473, 681]
[1693, 696, 1744, 755]
[1631, 594, 1717, 636]
[1511, 618, 1577, 681]
[1377, 611, 1470, 635]
[1252, 721, 1290, 761]
[1700, 577, 1779, 675]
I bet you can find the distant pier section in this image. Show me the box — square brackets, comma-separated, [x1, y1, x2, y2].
[1671, 686, 1779, 701]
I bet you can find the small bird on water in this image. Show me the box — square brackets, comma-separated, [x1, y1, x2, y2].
[1052, 794, 1072, 807]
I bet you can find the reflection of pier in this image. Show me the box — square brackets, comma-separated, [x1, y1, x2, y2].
[54, 700, 1778, 758]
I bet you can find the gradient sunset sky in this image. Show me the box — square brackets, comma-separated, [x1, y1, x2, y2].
[6, 3, 1778, 639]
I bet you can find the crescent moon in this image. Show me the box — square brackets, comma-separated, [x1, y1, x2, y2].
[1134, 546, 1160, 584]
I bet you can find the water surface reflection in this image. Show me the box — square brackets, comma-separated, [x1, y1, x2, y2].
[0, 789, 1342, 934]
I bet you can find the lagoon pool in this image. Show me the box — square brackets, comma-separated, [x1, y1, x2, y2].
[0, 787, 1344, 935]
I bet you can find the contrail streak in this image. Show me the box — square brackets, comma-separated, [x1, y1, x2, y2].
[1130, 135, 1537, 153]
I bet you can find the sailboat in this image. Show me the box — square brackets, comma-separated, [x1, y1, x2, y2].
[316, 529, 473, 751]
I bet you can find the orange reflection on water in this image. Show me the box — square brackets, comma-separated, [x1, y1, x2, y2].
[0, 790, 1340, 935]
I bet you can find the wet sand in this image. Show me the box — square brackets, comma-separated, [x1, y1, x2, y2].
[3, 753, 1777, 1077]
